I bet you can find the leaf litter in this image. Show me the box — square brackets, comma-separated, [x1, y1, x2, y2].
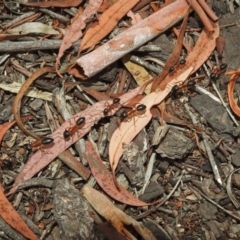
[1, 0, 239, 239]
[7, 81, 150, 196]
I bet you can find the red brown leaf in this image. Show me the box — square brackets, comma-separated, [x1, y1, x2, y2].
[228, 71, 240, 117]
[7, 82, 149, 196]
[0, 184, 38, 240]
[85, 141, 152, 206]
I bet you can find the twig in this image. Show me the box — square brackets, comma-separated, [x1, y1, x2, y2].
[198, 0, 218, 21]
[0, 40, 81, 52]
[4, 11, 37, 29]
[187, 0, 214, 32]
[135, 170, 185, 220]
[203, 64, 239, 126]
[189, 185, 240, 221]
[71, 77, 95, 105]
[184, 102, 222, 185]
[130, 55, 162, 74]
[140, 153, 156, 194]
[202, 132, 223, 185]
[226, 168, 240, 209]
[194, 85, 221, 103]
[39, 9, 70, 23]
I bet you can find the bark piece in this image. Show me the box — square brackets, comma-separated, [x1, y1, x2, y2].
[219, 11, 240, 70]
[77, 0, 188, 77]
[155, 128, 195, 159]
[190, 94, 234, 135]
[52, 178, 103, 240]
[139, 182, 164, 202]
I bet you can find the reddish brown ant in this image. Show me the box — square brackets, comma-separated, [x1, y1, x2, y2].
[120, 104, 147, 122]
[103, 98, 121, 116]
[63, 117, 86, 139]
[171, 80, 196, 98]
[24, 137, 54, 153]
[210, 63, 227, 81]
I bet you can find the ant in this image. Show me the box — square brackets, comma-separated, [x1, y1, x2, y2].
[63, 117, 86, 139]
[179, 59, 186, 65]
[210, 63, 227, 81]
[171, 80, 196, 97]
[24, 137, 54, 153]
[1, 159, 13, 169]
[120, 104, 146, 122]
[169, 66, 175, 73]
[168, 59, 186, 74]
[103, 98, 121, 116]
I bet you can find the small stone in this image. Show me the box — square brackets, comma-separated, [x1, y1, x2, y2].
[231, 149, 240, 167]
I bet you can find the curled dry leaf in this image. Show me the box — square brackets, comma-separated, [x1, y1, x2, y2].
[151, 6, 190, 91]
[85, 141, 158, 206]
[7, 82, 150, 196]
[109, 68, 193, 174]
[0, 121, 16, 145]
[0, 184, 38, 240]
[12, 66, 55, 140]
[158, 22, 219, 90]
[82, 184, 157, 240]
[228, 72, 240, 117]
[55, 0, 102, 75]
[226, 168, 240, 208]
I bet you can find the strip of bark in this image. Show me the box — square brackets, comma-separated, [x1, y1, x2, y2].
[76, 0, 189, 78]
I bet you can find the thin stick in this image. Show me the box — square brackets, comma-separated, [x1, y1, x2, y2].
[187, 0, 214, 32]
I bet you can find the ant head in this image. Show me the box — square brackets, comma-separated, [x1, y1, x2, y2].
[2, 160, 13, 169]
[103, 108, 109, 116]
[76, 117, 85, 125]
[120, 111, 128, 120]
[169, 66, 175, 73]
[220, 63, 227, 71]
[24, 144, 32, 152]
[136, 104, 146, 111]
[210, 72, 217, 81]
[179, 59, 186, 65]
[113, 98, 120, 104]
[42, 137, 54, 145]
[172, 85, 180, 93]
[187, 80, 196, 87]
[63, 130, 71, 139]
